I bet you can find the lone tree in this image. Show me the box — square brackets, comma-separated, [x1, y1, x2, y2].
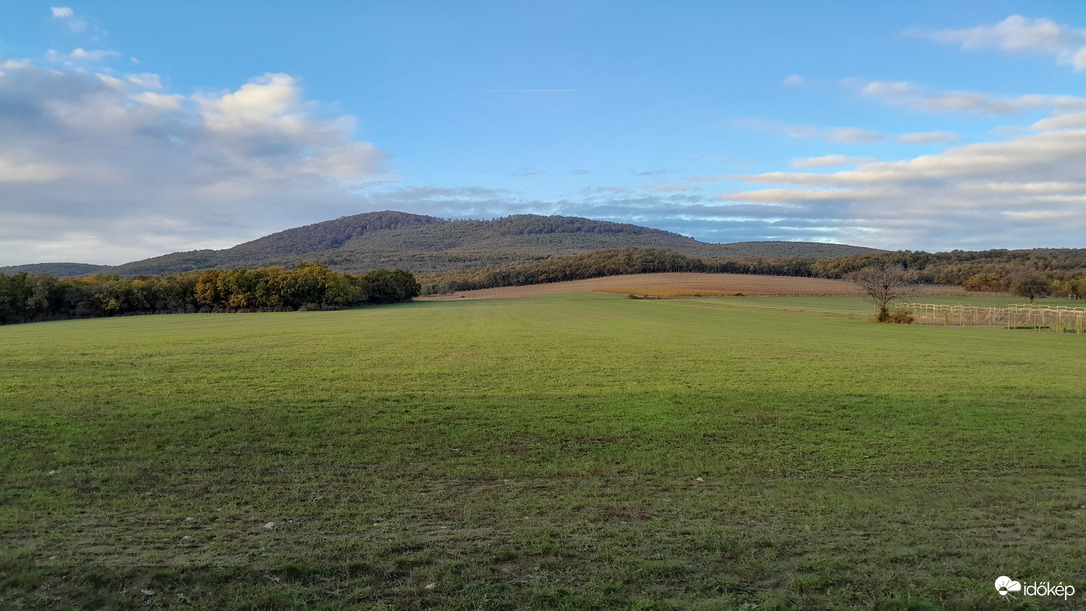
[1012, 275, 1052, 303]
[844, 263, 913, 321]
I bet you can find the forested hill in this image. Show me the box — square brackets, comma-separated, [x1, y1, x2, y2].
[0, 262, 110, 276]
[3, 211, 883, 277]
[228, 210, 447, 257]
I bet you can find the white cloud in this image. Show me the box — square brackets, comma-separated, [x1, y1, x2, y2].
[828, 127, 885, 143]
[1032, 110, 1086, 130]
[47, 48, 121, 64]
[908, 15, 1086, 71]
[133, 91, 184, 109]
[721, 125, 1086, 249]
[0, 59, 32, 70]
[0, 157, 66, 182]
[197, 73, 304, 135]
[733, 118, 886, 143]
[1003, 209, 1077, 220]
[790, 155, 876, 168]
[0, 61, 387, 265]
[898, 131, 960, 144]
[782, 74, 805, 87]
[49, 6, 89, 32]
[71, 48, 119, 61]
[190, 73, 382, 182]
[126, 73, 163, 90]
[859, 79, 1086, 116]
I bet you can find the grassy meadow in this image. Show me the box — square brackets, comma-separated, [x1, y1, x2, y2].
[1, 293, 1084, 609]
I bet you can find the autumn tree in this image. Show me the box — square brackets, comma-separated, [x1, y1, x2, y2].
[1012, 275, 1052, 303]
[359, 269, 420, 303]
[844, 263, 913, 321]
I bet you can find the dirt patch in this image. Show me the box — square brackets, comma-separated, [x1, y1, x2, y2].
[419, 273, 969, 300]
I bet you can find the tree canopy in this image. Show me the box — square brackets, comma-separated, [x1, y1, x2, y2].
[0, 265, 419, 325]
[1013, 275, 1054, 303]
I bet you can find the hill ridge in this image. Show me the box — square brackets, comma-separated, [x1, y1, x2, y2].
[2, 211, 883, 277]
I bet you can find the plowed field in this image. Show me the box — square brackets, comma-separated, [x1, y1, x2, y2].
[421, 272, 970, 299]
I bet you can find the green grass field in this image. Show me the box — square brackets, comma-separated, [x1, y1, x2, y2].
[1, 294, 1084, 609]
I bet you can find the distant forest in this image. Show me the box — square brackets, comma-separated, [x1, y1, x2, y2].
[0, 265, 420, 325]
[4, 241, 1084, 324]
[417, 247, 1086, 296]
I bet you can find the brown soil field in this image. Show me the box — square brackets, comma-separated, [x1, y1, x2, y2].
[419, 273, 971, 300]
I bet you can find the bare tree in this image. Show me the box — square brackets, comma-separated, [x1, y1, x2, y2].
[844, 264, 913, 321]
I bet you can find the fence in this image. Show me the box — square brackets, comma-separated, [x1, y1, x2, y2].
[893, 302, 1086, 334]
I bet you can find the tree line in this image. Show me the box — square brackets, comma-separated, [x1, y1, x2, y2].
[417, 248, 1086, 296]
[418, 248, 709, 294]
[806, 249, 1085, 296]
[4, 247, 1080, 322]
[0, 264, 420, 325]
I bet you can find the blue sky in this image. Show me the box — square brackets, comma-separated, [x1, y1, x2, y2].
[2, 1, 1085, 265]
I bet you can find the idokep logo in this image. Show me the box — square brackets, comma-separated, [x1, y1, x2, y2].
[995, 575, 1076, 601]
[994, 576, 1021, 597]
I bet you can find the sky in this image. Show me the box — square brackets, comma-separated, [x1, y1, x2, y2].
[2, 0, 1086, 265]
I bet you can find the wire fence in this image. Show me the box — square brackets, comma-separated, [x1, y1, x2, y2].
[893, 302, 1086, 333]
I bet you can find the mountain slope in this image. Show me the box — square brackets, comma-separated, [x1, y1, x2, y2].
[228, 210, 447, 257]
[98, 211, 447, 276]
[5, 211, 885, 277]
[0, 262, 110, 276]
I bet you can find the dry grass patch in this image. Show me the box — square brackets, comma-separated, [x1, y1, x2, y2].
[421, 272, 970, 300]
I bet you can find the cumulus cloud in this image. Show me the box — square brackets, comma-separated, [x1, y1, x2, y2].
[907, 15, 1086, 71]
[859, 79, 1086, 116]
[0, 61, 387, 265]
[722, 127, 1086, 249]
[1031, 110, 1086, 130]
[51, 7, 73, 18]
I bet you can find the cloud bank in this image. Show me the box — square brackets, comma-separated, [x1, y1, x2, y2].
[858, 79, 1086, 116]
[720, 126, 1086, 249]
[0, 60, 386, 264]
[4, 11, 1086, 265]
